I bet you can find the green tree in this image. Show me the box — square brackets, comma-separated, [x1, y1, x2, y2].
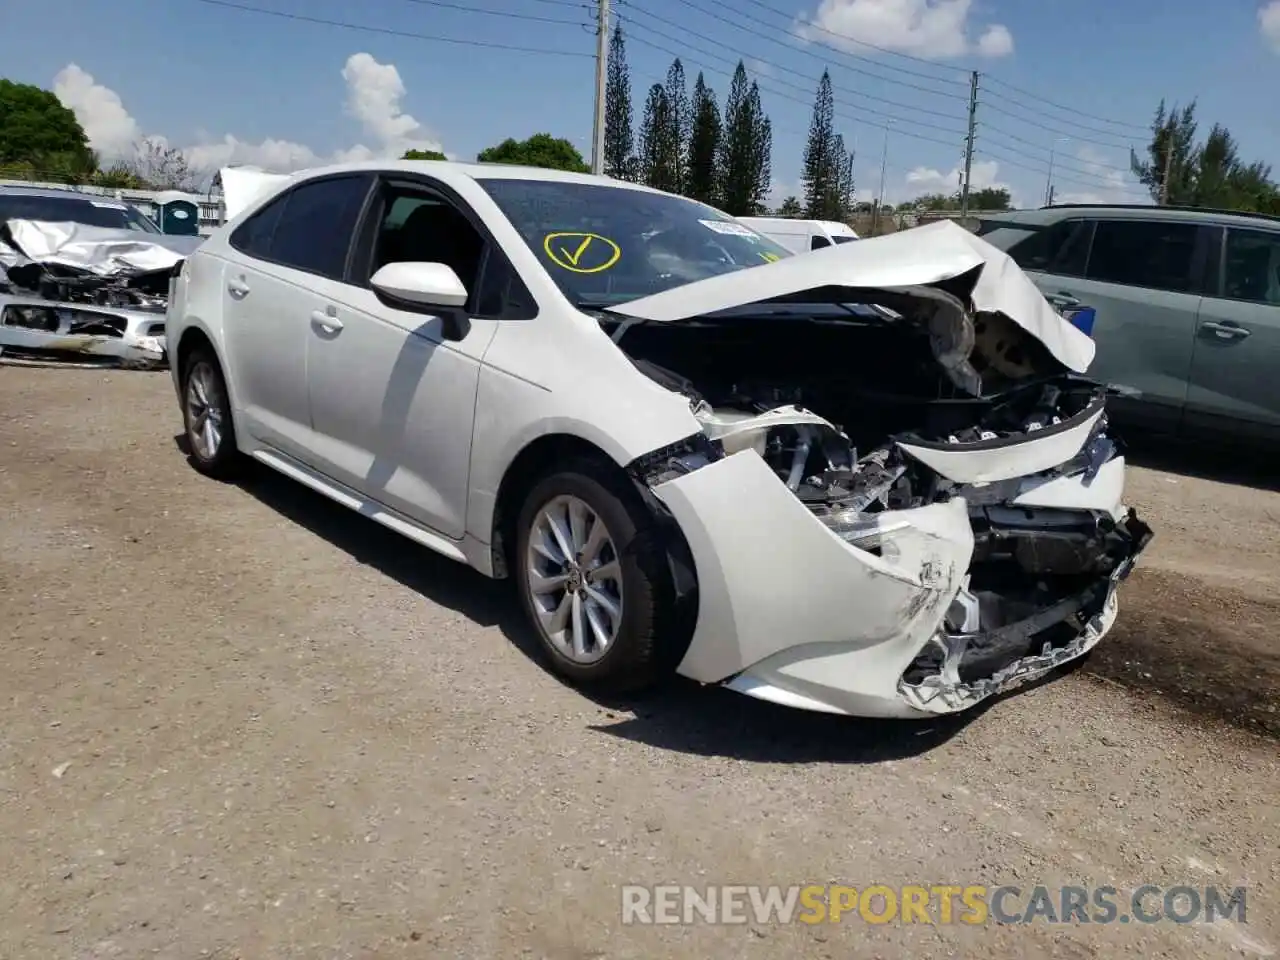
[775, 196, 802, 216]
[663, 58, 690, 193]
[402, 148, 446, 160]
[969, 186, 1012, 210]
[832, 132, 855, 221]
[476, 133, 589, 172]
[685, 73, 722, 206]
[0, 79, 94, 171]
[910, 193, 957, 211]
[639, 84, 680, 193]
[1130, 100, 1199, 205]
[604, 24, 635, 179]
[718, 63, 771, 216]
[801, 70, 838, 219]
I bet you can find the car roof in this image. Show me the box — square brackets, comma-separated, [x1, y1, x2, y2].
[0, 184, 114, 200]
[978, 203, 1280, 231]
[288, 159, 670, 195]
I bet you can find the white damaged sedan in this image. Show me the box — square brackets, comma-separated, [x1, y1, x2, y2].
[167, 161, 1152, 718]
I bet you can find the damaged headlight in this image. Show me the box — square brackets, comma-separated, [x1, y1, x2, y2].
[819, 510, 911, 555]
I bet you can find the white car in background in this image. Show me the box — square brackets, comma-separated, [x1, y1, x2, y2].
[737, 216, 859, 253]
[166, 160, 1151, 718]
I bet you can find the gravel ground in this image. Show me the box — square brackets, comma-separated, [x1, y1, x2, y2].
[1, 366, 1277, 960]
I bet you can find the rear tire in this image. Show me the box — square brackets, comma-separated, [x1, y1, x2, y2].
[181, 347, 240, 480]
[514, 458, 672, 693]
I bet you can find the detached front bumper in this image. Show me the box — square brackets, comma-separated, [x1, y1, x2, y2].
[652, 450, 978, 718]
[0, 295, 168, 369]
[651, 449, 1151, 718]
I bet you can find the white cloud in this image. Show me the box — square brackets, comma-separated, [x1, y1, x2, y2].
[795, 0, 1014, 60]
[52, 64, 141, 158]
[1052, 146, 1144, 204]
[52, 53, 445, 180]
[896, 158, 1013, 204]
[1260, 1, 1280, 52]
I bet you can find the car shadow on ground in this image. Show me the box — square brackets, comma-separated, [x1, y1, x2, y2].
[178, 436, 1002, 764]
[1122, 435, 1280, 492]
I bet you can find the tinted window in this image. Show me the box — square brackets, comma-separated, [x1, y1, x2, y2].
[1221, 228, 1280, 305]
[0, 194, 160, 232]
[230, 195, 285, 258]
[1086, 219, 1198, 293]
[476, 178, 792, 308]
[270, 176, 370, 279]
[831, 234, 857, 244]
[811, 235, 832, 250]
[1007, 219, 1090, 276]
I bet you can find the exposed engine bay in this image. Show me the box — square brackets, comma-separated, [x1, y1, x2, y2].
[609, 304, 1152, 712]
[0, 218, 187, 369]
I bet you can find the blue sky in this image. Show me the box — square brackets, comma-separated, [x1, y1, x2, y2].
[2, 0, 1277, 207]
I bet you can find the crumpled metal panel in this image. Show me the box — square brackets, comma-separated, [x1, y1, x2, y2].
[1, 219, 196, 278]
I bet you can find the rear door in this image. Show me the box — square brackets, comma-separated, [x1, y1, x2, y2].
[220, 173, 373, 461]
[1184, 225, 1280, 441]
[1007, 216, 1208, 435]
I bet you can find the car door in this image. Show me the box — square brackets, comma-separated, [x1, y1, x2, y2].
[220, 173, 373, 461]
[304, 176, 527, 540]
[1010, 217, 1207, 435]
[1183, 225, 1280, 441]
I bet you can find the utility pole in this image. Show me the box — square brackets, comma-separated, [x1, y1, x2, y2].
[872, 121, 892, 235]
[1044, 137, 1070, 206]
[959, 70, 978, 217]
[590, 0, 610, 176]
[1159, 139, 1174, 205]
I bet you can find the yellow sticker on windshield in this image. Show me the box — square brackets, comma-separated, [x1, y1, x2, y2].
[758, 251, 782, 263]
[543, 232, 621, 274]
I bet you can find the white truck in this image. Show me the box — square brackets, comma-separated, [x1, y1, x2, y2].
[736, 217, 859, 253]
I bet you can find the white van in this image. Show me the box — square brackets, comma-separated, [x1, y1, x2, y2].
[737, 217, 859, 253]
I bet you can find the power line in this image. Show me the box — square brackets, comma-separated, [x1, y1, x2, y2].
[981, 74, 1150, 135]
[980, 99, 1139, 151]
[191, 0, 595, 57]
[651, 0, 968, 100]
[624, 2, 966, 123]
[735, 0, 972, 80]
[975, 146, 1146, 196]
[980, 123, 1135, 181]
[619, 15, 969, 141]
[395, 0, 587, 28]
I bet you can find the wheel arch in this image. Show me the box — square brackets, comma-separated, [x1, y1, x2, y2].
[491, 430, 701, 675]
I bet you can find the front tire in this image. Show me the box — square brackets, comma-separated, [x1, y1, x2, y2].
[514, 459, 671, 693]
[181, 347, 240, 479]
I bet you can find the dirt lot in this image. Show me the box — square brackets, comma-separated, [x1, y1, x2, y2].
[1, 366, 1277, 959]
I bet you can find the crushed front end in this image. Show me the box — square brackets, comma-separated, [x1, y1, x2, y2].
[0, 218, 183, 369]
[604, 222, 1154, 716]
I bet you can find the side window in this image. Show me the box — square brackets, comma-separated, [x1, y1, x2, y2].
[811, 234, 832, 250]
[1221, 228, 1280, 305]
[229, 195, 286, 259]
[1006, 219, 1090, 276]
[364, 182, 534, 319]
[1086, 219, 1199, 293]
[269, 176, 371, 280]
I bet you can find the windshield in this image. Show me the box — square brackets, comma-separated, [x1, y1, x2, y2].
[0, 194, 162, 233]
[832, 234, 857, 244]
[477, 178, 792, 306]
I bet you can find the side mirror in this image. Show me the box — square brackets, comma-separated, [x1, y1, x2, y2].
[371, 261, 468, 309]
[370, 261, 471, 340]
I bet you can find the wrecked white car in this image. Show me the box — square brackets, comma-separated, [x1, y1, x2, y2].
[0, 186, 199, 368]
[166, 161, 1152, 718]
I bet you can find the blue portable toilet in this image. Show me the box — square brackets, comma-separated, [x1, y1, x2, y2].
[152, 191, 201, 236]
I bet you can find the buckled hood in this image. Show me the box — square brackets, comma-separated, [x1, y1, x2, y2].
[605, 219, 1097, 378]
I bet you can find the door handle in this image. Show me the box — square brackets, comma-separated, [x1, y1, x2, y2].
[310, 307, 343, 333]
[1200, 320, 1251, 341]
[1054, 289, 1081, 305]
[227, 276, 250, 298]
